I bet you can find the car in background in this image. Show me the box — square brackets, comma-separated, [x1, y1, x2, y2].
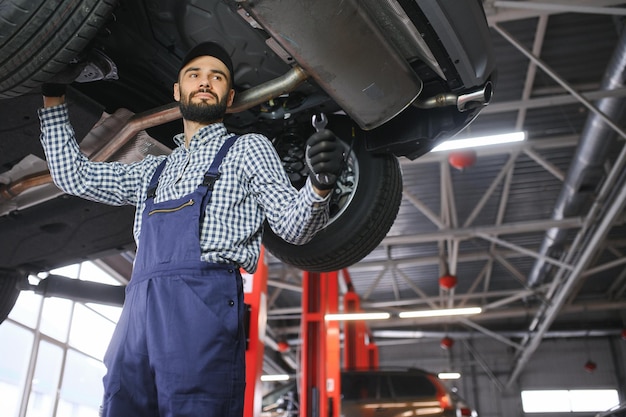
[0, 0, 495, 322]
[262, 368, 477, 417]
[341, 369, 476, 417]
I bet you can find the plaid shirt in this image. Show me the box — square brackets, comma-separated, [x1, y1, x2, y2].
[38, 104, 329, 272]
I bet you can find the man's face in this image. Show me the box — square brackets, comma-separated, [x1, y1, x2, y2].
[174, 55, 235, 124]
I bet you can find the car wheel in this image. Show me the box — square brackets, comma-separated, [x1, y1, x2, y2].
[0, 271, 23, 324]
[0, 0, 116, 98]
[263, 131, 403, 272]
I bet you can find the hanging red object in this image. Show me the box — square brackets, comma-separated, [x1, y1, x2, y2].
[440, 336, 454, 350]
[448, 149, 477, 170]
[439, 274, 458, 290]
[277, 340, 290, 353]
[584, 360, 597, 373]
[621, 328, 626, 340]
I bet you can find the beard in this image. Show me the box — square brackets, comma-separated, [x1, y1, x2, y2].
[179, 90, 229, 124]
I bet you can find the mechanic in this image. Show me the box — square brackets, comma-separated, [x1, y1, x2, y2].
[38, 42, 343, 417]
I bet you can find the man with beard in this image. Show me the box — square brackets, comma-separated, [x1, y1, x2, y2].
[38, 42, 343, 417]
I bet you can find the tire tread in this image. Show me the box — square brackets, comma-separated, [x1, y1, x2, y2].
[0, 0, 117, 98]
[264, 150, 403, 272]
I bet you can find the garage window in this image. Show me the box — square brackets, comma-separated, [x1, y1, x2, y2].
[0, 261, 122, 417]
[521, 389, 619, 413]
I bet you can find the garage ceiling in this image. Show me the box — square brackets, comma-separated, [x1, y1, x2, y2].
[241, 0, 626, 388]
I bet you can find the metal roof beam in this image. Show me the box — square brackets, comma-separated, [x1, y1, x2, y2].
[478, 233, 574, 271]
[516, 14, 549, 130]
[371, 327, 624, 340]
[368, 300, 626, 328]
[460, 318, 524, 350]
[363, 287, 546, 310]
[493, 23, 626, 141]
[507, 177, 626, 387]
[486, 0, 626, 24]
[493, 1, 626, 17]
[380, 217, 582, 246]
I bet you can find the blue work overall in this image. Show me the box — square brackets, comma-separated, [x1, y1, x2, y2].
[100, 135, 245, 417]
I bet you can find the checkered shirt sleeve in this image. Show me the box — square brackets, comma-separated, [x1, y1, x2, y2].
[38, 105, 162, 207]
[38, 104, 330, 272]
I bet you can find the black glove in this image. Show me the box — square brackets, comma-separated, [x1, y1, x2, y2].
[306, 129, 344, 190]
[41, 83, 67, 97]
[41, 59, 90, 97]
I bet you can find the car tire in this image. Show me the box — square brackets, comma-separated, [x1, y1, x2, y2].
[262, 136, 403, 272]
[0, 0, 116, 98]
[0, 271, 23, 324]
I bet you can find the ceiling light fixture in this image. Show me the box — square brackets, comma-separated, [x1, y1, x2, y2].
[431, 131, 526, 152]
[398, 307, 482, 319]
[438, 372, 461, 380]
[325, 312, 391, 321]
[261, 374, 290, 382]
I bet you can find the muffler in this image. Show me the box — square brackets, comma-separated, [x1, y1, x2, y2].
[236, 0, 424, 130]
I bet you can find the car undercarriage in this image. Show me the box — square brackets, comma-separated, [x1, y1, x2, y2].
[0, 0, 495, 321]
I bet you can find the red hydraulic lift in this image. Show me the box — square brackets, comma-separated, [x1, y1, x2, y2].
[300, 270, 341, 417]
[300, 268, 380, 417]
[243, 248, 269, 417]
[342, 269, 379, 370]
[244, 262, 379, 417]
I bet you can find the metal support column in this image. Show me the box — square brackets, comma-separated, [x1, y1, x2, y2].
[301, 271, 341, 417]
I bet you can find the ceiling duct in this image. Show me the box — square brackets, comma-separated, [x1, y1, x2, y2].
[527, 27, 626, 288]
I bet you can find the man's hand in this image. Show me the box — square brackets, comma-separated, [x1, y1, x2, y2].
[41, 83, 67, 98]
[306, 129, 344, 192]
[41, 59, 90, 106]
[42, 83, 67, 107]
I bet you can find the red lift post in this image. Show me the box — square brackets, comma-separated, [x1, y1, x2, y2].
[243, 248, 269, 417]
[343, 269, 380, 371]
[300, 269, 380, 417]
[244, 263, 378, 417]
[301, 270, 341, 417]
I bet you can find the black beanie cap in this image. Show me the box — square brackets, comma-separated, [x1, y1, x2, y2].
[179, 42, 234, 81]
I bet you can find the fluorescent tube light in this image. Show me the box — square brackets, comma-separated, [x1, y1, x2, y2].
[398, 307, 482, 319]
[261, 374, 290, 382]
[431, 131, 526, 152]
[325, 312, 391, 321]
[438, 372, 461, 380]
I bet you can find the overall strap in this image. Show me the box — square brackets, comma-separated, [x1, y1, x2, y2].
[144, 134, 239, 203]
[199, 134, 240, 217]
[146, 159, 168, 199]
[202, 134, 240, 190]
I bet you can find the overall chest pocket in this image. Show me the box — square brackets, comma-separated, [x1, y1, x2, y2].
[148, 199, 195, 216]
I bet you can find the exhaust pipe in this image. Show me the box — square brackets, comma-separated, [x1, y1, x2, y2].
[229, 65, 308, 113]
[91, 65, 309, 162]
[0, 66, 310, 205]
[457, 81, 493, 111]
[413, 81, 493, 111]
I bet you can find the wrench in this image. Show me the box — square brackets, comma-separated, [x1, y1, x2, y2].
[308, 112, 336, 187]
[312, 112, 328, 132]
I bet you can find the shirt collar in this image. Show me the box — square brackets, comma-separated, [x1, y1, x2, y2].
[173, 123, 228, 149]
